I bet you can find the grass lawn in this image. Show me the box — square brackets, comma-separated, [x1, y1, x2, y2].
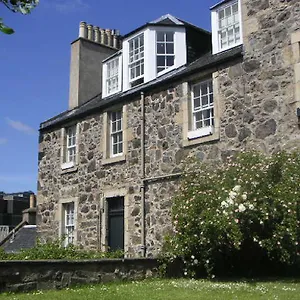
[1, 278, 300, 300]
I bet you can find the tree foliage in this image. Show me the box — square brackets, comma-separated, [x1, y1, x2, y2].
[0, 0, 39, 34]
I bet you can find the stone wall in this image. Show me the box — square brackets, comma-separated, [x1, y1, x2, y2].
[37, 0, 300, 258]
[0, 258, 159, 293]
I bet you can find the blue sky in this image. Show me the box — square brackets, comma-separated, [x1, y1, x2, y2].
[0, 0, 217, 193]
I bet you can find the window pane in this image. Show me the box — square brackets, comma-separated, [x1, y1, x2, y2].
[113, 144, 118, 155]
[166, 43, 174, 54]
[157, 43, 165, 54]
[219, 9, 224, 20]
[117, 120, 122, 131]
[157, 32, 165, 41]
[203, 109, 211, 119]
[193, 85, 200, 97]
[195, 111, 202, 123]
[166, 32, 174, 42]
[118, 142, 123, 153]
[202, 95, 208, 107]
[157, 56, 165, 67]
[225, 6, 231, 17]
[232, 3, 238, 13]
[194, 98, 201, 109]
[201, 83, 208, 95]
[166, 56, 174, 67]
[118, 132, 123, 142]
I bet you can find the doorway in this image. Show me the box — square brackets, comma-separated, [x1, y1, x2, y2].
[107, 196, 124, 251]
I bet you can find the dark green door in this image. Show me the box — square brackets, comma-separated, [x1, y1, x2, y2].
[108, 197, 124, 251]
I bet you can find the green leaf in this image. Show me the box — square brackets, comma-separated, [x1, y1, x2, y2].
[0, 24, 15, 34]
[2, 27, 14, 34]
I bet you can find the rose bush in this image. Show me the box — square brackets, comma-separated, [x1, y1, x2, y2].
[164, 151, 300, 277]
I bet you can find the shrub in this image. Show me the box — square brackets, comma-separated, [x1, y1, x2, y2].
[0, 238, 124, 260]
[164, 151, 300, 277]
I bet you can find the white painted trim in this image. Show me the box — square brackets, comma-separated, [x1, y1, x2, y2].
[58, 197, 78, 247]
[61, 123, 78, 170]
[123, 26, 186, 91]
[61, 161, 75, 170]
[152, 26, 186, 78]
[102, 55, 122, 98]
[151, 14, 184, 25]
[211, 0, 243, 55]
[187, 126, 214, 140]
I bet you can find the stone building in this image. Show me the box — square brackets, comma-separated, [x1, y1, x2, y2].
[37, 0, 300, 257]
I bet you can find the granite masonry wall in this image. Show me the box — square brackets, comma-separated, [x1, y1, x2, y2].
[37, 0, 300, 257]
[0, 258, 159, 292]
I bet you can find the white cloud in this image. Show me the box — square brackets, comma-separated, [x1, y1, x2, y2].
[0, 138, 7, 145]
[6, 118, 36, 135]
[47, 0, 90, 13]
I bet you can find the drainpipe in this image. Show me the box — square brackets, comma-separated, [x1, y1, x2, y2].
[140, 92, 146, 257]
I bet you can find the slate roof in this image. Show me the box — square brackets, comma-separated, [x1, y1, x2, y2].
[40, 44, 243, 131]
[2, 225, 37, 253]
[123, 14, 210, 39]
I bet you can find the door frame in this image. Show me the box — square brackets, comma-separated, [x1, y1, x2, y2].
[101, 188, 129, 255]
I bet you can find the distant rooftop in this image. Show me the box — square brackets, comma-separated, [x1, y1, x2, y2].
[2, 225, 37, 253]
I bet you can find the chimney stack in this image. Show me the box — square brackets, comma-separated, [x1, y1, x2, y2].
[68, 22, 122, 109]
[22, 194, 36, 225]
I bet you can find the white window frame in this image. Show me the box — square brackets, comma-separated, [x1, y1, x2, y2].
[63, 202, 75, 247]
[61, 124, 78, 170]
[156, 31, 175, 75]
[188, 79, 214, 140]
[102, 55, 122, 98]
[122, 27, 186, 92]
[110, 110, 123, 157]
[128, 33, 145, 84]
[211, 0, 243, 54]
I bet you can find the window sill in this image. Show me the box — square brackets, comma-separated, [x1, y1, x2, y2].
[183, 129, 219, 147]
[61, 163, 78, 174]
[187, 126, 214, 140]
[102, 154, 126, 165]
[213, 42, 243, 55]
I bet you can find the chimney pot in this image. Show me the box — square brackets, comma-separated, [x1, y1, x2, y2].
[87, 24, 94, 40]
[113, 35, 118, 49]
[100, 28, 105, 44]
[30, 194, 36, 208]
[94, 26, 100, 43]
[106, 29, 112, 47]
[79, 21, 87, 38]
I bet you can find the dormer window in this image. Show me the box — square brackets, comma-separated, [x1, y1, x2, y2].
[129, 33, 144, 86]
[211, 0, 242, 54]
[156, 31, 175, 74]
[106, 58, 119, 95]
[102, 55, 122, 98]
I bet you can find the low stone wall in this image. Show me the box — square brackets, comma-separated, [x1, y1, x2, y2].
[0, 258, 159, 293]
